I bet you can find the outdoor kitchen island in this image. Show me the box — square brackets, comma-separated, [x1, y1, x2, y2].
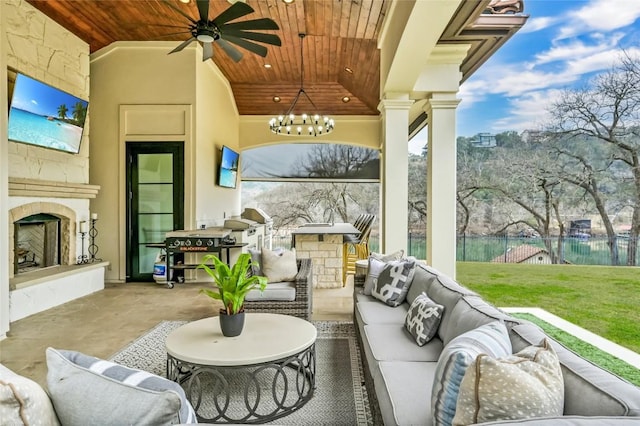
[291, 223, 359, 289]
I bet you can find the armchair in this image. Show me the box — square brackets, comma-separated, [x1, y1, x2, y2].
[244, 258, 313, 320]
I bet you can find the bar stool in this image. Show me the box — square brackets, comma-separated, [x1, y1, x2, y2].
[342, 214, 376, 286]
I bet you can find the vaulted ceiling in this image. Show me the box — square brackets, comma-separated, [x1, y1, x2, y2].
[26, 0, 526, 119]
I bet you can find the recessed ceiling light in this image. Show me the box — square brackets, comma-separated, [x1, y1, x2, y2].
[273, 96, 281, 102]
[179, 0, 190, 3]
[282, 0, 295, 4]
[264, 64, 272, 69]
[344, 67, 354, 74]
[342, 96, 351, 103]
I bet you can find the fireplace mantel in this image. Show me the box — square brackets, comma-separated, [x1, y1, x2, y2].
[9, 178, 100, 199]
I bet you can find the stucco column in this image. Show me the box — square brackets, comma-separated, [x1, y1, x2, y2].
[1, 1, 10, 338]
[426, 93, 460, 278]
[378, 97, 414, 254]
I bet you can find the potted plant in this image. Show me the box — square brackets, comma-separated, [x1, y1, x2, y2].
[198, 253, 267, 337]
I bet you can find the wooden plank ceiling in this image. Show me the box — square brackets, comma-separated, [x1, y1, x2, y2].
[26, 0, 388, 116]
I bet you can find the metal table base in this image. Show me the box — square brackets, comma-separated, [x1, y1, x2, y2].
[167, 343, 316, 424]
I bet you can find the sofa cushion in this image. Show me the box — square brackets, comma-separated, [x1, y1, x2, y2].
[364, 324, 443, 362]
[371, 259, 416, 307]
[405, 263, 439, 305]
[261, 247, 297, 283]
[356, 300, 408, 326]
[0, 363, 60, 426]
[377, 361, 438, 426]
[418, 266, 477, 342]
[405, 293, 444, 346]
[440, 295, 520, 346]
[46, 348, 196, 425]
[510, 323, 640, 417]
[432, 321, 512, 426]
[245, 281, 295, 301]
[453, 338, 564, 425]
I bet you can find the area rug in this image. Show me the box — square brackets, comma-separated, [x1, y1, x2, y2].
[110, 320, 372, 425]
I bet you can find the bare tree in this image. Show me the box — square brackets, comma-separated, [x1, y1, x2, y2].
[549, 53, 640, 265]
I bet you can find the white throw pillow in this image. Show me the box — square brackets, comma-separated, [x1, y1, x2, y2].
[261, 247, 298, 283]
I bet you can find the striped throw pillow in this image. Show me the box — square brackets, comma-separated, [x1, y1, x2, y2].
[46, 348, 196, 425]
[431, 321, 512, 426]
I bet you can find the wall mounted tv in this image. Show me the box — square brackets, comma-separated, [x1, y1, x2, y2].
[7, 72, 88, 154]
[218, 145, 240, 189]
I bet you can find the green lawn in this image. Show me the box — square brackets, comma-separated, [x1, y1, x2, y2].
[456, 262, 640, 354]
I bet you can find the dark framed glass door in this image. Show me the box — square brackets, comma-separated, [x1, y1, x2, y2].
[126, 142, 184, 282]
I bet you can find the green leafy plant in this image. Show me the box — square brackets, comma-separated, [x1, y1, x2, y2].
[198, 253, 267, 315]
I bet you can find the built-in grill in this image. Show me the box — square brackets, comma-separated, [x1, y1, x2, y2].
[242, 208, 273, 250]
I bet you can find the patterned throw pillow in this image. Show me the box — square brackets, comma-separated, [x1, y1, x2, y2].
[431, 321, 512, 426]
[453, 338, 564, 426]
[404, 293, 444, 346]
[46, 348, 196, 425]
[363, 250, 405, 295]
[0, 363, 60, 425]
[371, 259, 416, 307]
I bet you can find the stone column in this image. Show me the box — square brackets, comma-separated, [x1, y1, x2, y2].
[426, 93, 460, 278]
[378, 97, 414, 255]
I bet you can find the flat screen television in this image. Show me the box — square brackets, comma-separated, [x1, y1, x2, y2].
[7, 72, 88, 154]
[218, 145, 240, 188]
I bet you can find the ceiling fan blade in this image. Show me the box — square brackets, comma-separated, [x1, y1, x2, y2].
[216, 38, 244, 62]
[222, 30, 281, 46]
[155, 31, 193, 39]
[161, 0, 196, 24]
[196, 0, 209, 22]
[212, 2, 254, 26]
[202, 42, 213, 61]
[219, 18, 280, 31]
[222, 34, 268, 57]
[169, 37, 196, 54]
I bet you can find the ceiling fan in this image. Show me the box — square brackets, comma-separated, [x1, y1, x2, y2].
[162, 0, 281, 62]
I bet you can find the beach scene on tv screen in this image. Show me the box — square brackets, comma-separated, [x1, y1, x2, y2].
[219, 168, 237, 188]
[8, 73, 88, 154]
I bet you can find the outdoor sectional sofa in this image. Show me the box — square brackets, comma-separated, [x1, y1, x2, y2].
[354, 261, 640, 425]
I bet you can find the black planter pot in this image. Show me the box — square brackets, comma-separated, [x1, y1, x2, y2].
[219, 310, 245, 337]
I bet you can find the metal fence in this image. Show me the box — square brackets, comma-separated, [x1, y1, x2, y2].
[272, 231, 640, 266]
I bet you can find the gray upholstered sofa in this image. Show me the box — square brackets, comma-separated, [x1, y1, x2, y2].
[354, 262, 640, 425]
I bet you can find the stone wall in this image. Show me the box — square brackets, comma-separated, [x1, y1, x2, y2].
[4, 0, 90, 183]
[294, 234, 343, 289]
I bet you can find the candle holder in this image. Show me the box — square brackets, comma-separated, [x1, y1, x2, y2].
[88, 218, 102, 262]
[77, 229, 89, 264]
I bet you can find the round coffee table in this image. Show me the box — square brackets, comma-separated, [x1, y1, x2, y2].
[165, 313, 317, 423]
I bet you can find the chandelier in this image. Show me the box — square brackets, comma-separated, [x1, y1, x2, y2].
[269, 34, 335, 136]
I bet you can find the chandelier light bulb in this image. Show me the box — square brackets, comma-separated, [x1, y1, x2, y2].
[268, 33, 335, 137]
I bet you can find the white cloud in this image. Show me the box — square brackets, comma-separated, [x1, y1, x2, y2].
[490, 89, 564, 133]
[558, 0, 640, 39]
[31, 99, 37, 105]
[520, 16, 559, 34]
[534, 34, 624, 65]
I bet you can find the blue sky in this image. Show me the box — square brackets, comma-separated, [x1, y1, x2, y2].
[11, 73, 87, 118]
[409, 0, 640, 154]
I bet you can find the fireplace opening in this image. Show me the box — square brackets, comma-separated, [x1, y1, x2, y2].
[14, 213, 61, 274]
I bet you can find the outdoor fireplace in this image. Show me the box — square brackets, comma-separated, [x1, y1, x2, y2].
[14, 214, 61, 274]
[8, 201, 76, 280]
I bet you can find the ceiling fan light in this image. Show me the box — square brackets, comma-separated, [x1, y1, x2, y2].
[197, 34, 214, 43]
